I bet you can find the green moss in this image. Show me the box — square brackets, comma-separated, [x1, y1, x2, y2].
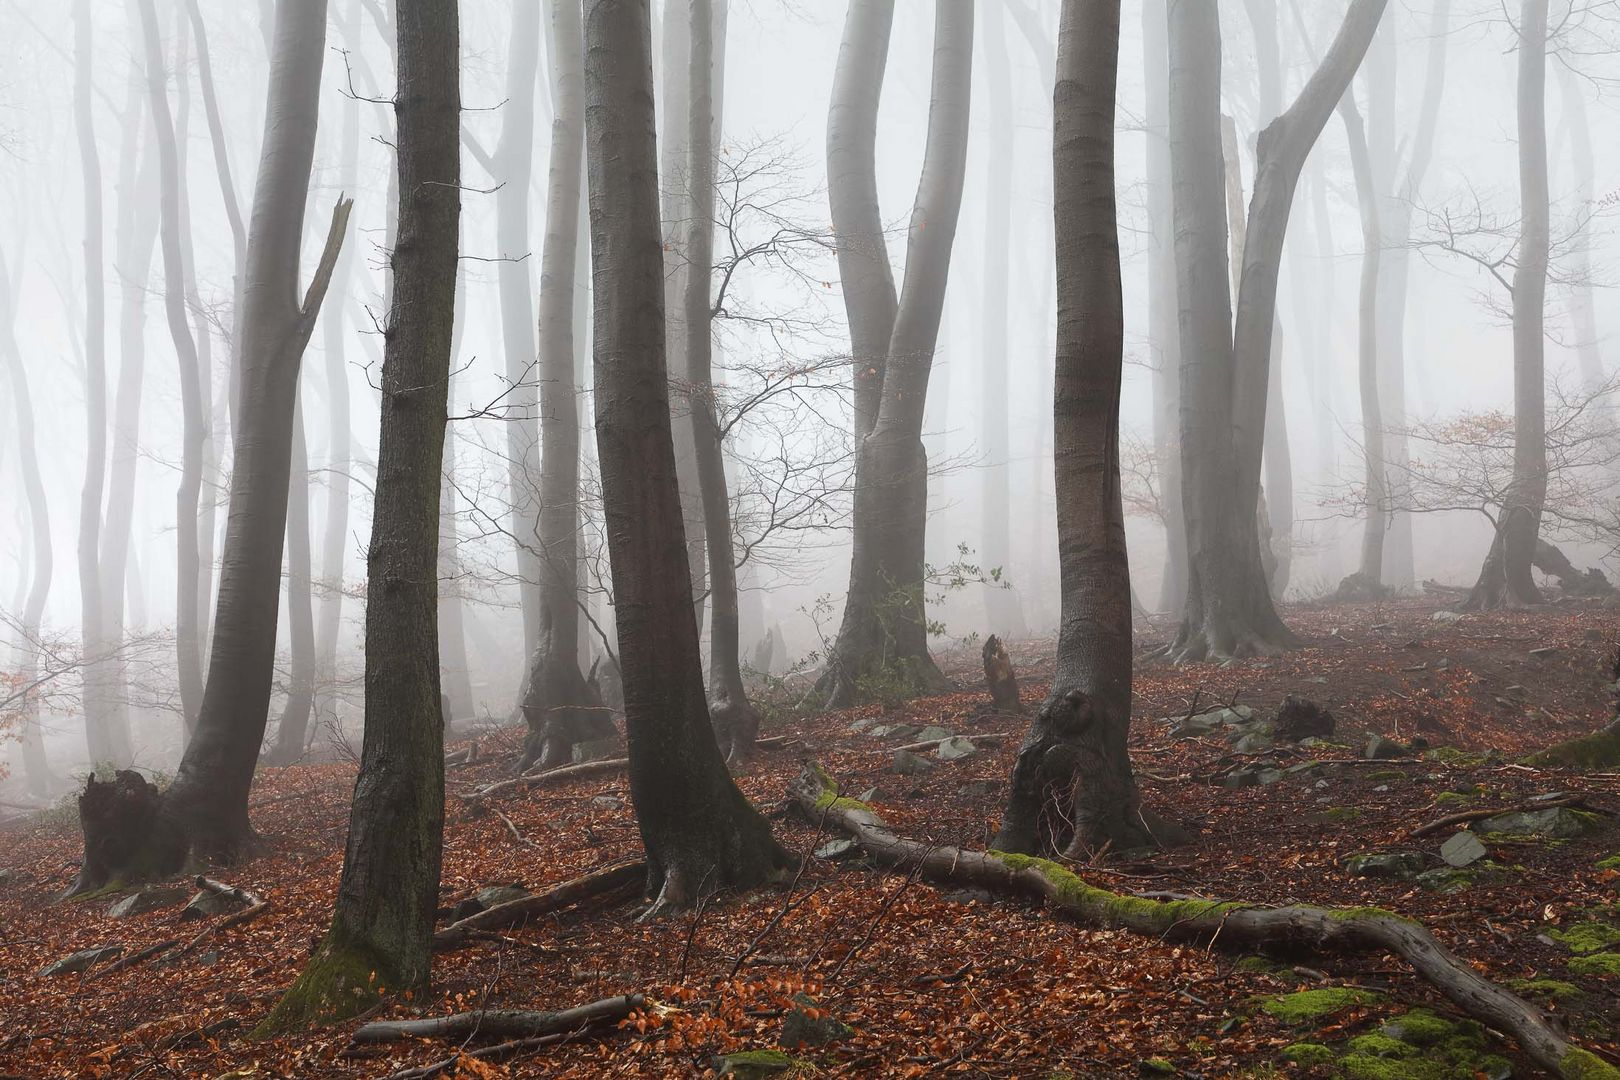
[1525, 729, 1620, 769]
[1380, 1009, 1458, 1048]
[1281, 1043, 1337, 1067]
[1508, 978, 1583, 1000]
[1312, 806, 1364, 824]
[1346, 1032, 1418, 1059]
[1596, 854, 1620, 871]
[1568, 952, 1620, 977]
[1424, 747, 1492, 766]
[1324, 906, 1414, 924]
[1366, 770, 1410, 784]
[1260, 988, 1385, 1025]
[1560, 1048, 1620, 1080]
[715, 1050, 812, 1077]
[1235, 955, 1279, 973]
[807, 763, 873, 815]
[1340, 1054, 1448, 1079]
[991, 852, 1245, 930]
[253, 937, 393, 1038]
[1433, 792, 1473, 808]
[1139, 1058, 1175, 1075]
[1549, 923, 1620, 955]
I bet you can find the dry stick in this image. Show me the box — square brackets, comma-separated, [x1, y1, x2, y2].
[192, 875, 261, 907]
[175, 899, 270, 957]
[352, 993, 644, 1043]
[374, 1026, 598, 1080]
[891, 732, 1011, 754]
[434, 860, 646, 950]
[88, 938, 181, 979]
[460, 757, 628, 803]
[1407, 794, 1599, 839]
[491, 805, 536, 848]
[788, 762, 1620, 1080]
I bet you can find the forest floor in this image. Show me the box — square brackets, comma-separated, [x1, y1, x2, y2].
[2, 598, 1619, 1079]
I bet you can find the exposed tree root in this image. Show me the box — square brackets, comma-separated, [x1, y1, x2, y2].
[459, 757, 628, 805]
[1408, 794, 1602, 838]
[789, 762, 1620, 1080]
[351, 992, 643, 1043]
[433, 860, 645, 950]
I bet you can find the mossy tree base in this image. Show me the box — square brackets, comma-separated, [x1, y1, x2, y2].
[254, 936, 393, 1038]
[789, 761, 1620, 1080]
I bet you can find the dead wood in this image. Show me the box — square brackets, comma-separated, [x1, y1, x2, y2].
[88, 937, 181, 979]
[1407, 794, 1600, 838]
[193, 875, 260, 907]
[891, 732, 1010, 754]
[789, 762, 1620, 1080]
[433, 860, 645, 950]
[981, 635, 1022, 713]
[373, 1028, 614, 1080]
[460, 757, 629, 804]
[352, 992, 643, 1044]
[175, 898, 270, 957]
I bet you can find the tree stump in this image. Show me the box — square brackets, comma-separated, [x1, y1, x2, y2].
[67, 771, 187, 898]
[981, 635, 1022, 714]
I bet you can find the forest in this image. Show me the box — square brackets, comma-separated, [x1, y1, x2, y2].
[1, 0, 1619, 1077]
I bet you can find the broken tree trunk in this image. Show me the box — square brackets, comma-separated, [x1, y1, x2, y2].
[433, 860, 645, 949]
[352, 994, 643, 1044]
[1532, 539, 1614, 597]
[981, 635, 1022, 714]
[790, 762, 1620, 1080]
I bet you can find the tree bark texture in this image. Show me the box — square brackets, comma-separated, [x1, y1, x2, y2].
[583, 0, 786, 910]
[820, 0, 973, 708]
[268, 405, 316, 764]
[262, 0, 459, 1033]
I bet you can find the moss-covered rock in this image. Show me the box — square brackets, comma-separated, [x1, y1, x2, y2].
[1568, 952, 1620, 977]
[1524, 727, 1620, 769]
[1260, 987, 1384, 1024]
[1549, 922, 1620, 955]
[1235, 955, 1281, 974]
[1281, 1042, 1337, 1067]
[714, 1049, 811, 1077]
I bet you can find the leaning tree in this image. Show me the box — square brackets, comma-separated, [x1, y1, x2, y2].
[1162, 0, 1387, 663]
[70, 0, 350, 890]
[996, 0, 1182, 857]
[583, 0, 786, 910]
[818, 0, 975, 708]
[261, 0, 460, 1030]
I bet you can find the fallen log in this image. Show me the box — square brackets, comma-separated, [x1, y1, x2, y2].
[460, 758, 628, 804]
[788, 762, 1620, 1080]
[1408, 794, 1599, 838]
[352, 992, 643, 1044]
[891, 732, 1010, 754]
[434, 860, 645, 950]
[194, 875, 260, 907]
[374, 1028, 609, 1080]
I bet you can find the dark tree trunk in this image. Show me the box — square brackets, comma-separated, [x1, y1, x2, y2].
[1164, 0, 1387, 662]
[819, 0, 973, 708]
[261, 0, 459, 1034]
[1461, 0, 1549, 612]
[519, 0, 611, 772]
[98, 0, 350, 873]
[997, 0, 1177, 859]
[583, 0, 786, 911]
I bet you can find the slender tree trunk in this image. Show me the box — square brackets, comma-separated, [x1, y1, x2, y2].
[1557, 62, 1602, 400]
[1143, 0, 1186, 616]
[1339, 94, 1387, 592]
[135, 0, 209, 738]
[977, 3, 1028, 640]
[1461, 0, 1548, 611]
[1305, 161, 1343, 581]
[820, 0, 974, 708]
[262, 0, 459, 1032]
[1164, 0, 1386, 663]
[437, 274, 474, 724]
[998, 0, 1183, 858]
[583, 0, 786, 910]
[0, 245, 53, 796]
[268, 404, 316, 764]
[92, 0, 352, 873]
[75, 0, 117, 771]
[518, 0, 609, 771]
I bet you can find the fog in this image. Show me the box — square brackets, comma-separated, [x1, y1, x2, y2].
[3, 0, 1618, 791]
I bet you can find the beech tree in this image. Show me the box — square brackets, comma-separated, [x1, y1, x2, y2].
[71, 0, 351, 887]
[1163, 0, 1387, 663]
[819, 0, 974, 708]
[262, 0, 460, 1029]
[584, 0, 786, 910]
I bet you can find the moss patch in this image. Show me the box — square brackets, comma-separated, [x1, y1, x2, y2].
[1568, 952, 1620, 977]
[1596, 854, 1620, 871]
[1281, 1042, 1337, 1067]
[253, 937, 393, 1038]
[1235, 955, 1280, 973]
[1524, 728, 1620, 769]
[1549, 922, 1620, 955]
[990, 851, 1244, 930]
[1508, 977, 1583, 1000]
[1310, 806, 1364, 824]
[1273, 1008, 1513, 1080]
[1259, 987, 1384, 1024]
[1560, 1047, 1620, 1080]
[1433, 792, 1473, 808]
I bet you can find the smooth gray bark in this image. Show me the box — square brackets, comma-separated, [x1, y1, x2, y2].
[268, 404, 316, 764]
[1557, 62, 1602, 398]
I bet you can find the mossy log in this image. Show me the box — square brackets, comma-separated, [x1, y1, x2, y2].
[789, 762, 1620, 1080]
[433, 860, 645, 950]
[351, 993, 643, 1043]
[1524, 720, 1620, 770]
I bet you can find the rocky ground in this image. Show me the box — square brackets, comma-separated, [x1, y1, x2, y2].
[0, 598, 1617, 1078]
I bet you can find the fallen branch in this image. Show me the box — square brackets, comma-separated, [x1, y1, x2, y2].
[352, 992, 643, 1044]
[491, 806, 537, 848]
[193, 876, 261, 907]
[891, 732, 1010, 754]
[87, 937, 181, 979]
[175, 899, 270, 957]
[373, 1027, 607, 1080]
[434, 861, 645, 950]
[1408, 794, 1601, 838]
[754, 735, 799, 750]
[788, 762, 1620, 1080]
[460, 758, 628, 804]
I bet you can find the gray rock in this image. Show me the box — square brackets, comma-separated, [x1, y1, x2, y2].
[1364, 735, 1405, 760]
[1432, 610, 1464, 623]
[181, 887, 251, 921]
[1255, 768, 1283, 786]
[913, 725, 953, 743]
[591, 795, 623, 810]
[450, 885, 532, 921]
[714, 1051, 804, 1077]
[1169, 716, 1221, 739]
[847, 717, 878, 734]
[813, 839, 861, 861]
[1223, 769, 1261, 789]
[869, 723, 921, 740]
[1441, 831, 1487, 867]
[935, 736, 978, 761]
[1343, 852, 1426, 879]
[856, 786, 881, 803]
[1416, 867, 1482, 895]
[1473, 806, 1600, 839]
[108, 885, 190, 919]
[893, 749, 935, 775]
[39, 945, 123, 977]
[1232, 731, 1274, 754]
[779, 994, 853, 1049]
[572, 736, 620, 763]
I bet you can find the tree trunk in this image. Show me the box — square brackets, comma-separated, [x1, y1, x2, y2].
[135, 0, 209, 739]
[1165, 0, 1387, 662]
[438, 285, 475, 726]
[267, 405, 316, 764]
[0, 245, 53, 797]
[1142, 0, 1186, 616]
[683, 0, 757, 765]
[260, 0, 458, 1034]
[977, 3, 1028, 641]
[820, 0, 973, 708]
[1461, 0, 1548, 612]
[660, 0, 708, 632]
[1556, 62, 1602, 400]
[583, 0, 787, 911]
[107, 0, 350, 871]
[997, 0, 1177, 858]
[518, 0, 609, 771]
